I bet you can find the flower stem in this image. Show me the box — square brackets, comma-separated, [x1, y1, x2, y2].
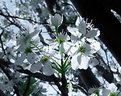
[55, 26, 62, 54]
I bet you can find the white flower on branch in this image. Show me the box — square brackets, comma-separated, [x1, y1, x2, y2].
[71, 40, 100, 70]
[50, 14, 63, 26]
[47, 33, 73, 56]
[26, 52, 37, 64]
[41, 57, 55, 76]
[59, 33, 73, 54]
[75, 17, 100, 38]
[71, 42, 91, 70]
[17, 30, 38, 52]
[67, 27, 82, 42]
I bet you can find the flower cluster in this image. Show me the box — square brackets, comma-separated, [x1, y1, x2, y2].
[9, 13, 101, 78]
[2, 13, 101, 95]
[48, 14, 100, 71]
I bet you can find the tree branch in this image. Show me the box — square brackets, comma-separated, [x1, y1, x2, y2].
[0, 30, 10, 63]
[17, 67, 55, 82]
[0, 59, 20, 96]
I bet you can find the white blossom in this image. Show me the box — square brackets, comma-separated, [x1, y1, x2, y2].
[47, 33, 73, 55]
[41, 57, 55, 76]
[17, 30, 38, 52]
[0, 80, 13, 92]
[75, 17, 100, 38]
[59, 33, 73, 54]
[67, 27, 82, 42]
[50, 14, 63, 26]
[42, 63, 55, 76]
[26, 52, 37, 64]
[108, 83, 117, 93]
[15, 53, 26, 65]
[71, 39, 100, 70]
[71, 43, 91, 70]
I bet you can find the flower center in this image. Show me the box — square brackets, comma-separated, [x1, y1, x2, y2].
[59, 39, 65, 44]
[110, 92, 116, 96]
[78, 46, 85, 55]
[24, 47, 32, 54]
[42, 57, 49, 61]
[94, 90, 99, 95]
[24, 36, 31, 43]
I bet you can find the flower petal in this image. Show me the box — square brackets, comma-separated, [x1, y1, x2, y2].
[43, 63, 55, 76]
[78, 20, 86, 35]
[50, 14, 63, 26]
[86, 28, 99, 38]
[108, 83, 117, 92]
[90, 41, 100, 54]
[15, 54, 26, 65]
[50, 15, 55, 25]
[27, 53, 36, 64]
[75, 16, 83, 26]
[54, 14, 63, 25]
[30, 62, 42, 72]
[78, 55, 90, 70]
[71, 54, 81, 70]
[100, 89, 110, 96]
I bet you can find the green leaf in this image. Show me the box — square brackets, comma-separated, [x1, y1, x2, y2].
[19, 77, 37, 95]
[64, 62, 71, 70]
[63, 55, 70, 68]
[80, 35, 84, 39]
[110, 92, 116, 96]
[4, 34, 8, 39]
[26, 86, 36, 96]
[51, 64, 62, 73]
[74, 16, 77, 23]
[46, 15, 50, 19]
[25, 13, 29, 19]
[30, 77, 37, 85]
[64, 64, 71, 73]
[94, 90, 99, 95]
[30, 41, 43, 52]
[63, 0, 67, 3]
[25, 63, 30, 67]
[54, 60, 62, 69]
[24, 36, 31, 43]
[24, 47, 33, 54]
[67, 19, 73, 24]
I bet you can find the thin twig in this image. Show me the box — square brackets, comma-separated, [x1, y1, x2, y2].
[0, 59, 20, 96]
[0, 30, 10, 63]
